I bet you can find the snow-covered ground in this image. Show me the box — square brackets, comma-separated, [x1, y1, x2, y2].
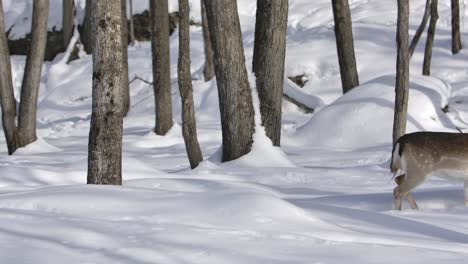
[2, 0, 468, 263]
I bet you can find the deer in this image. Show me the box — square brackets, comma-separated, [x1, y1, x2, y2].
[390, 132, 468, 210]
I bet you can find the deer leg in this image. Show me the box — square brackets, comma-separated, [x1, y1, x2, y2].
[395, 174, 419, 210]
[394, 172, 426, 210]
[394, 175, 404, 210]
[464, 180, 468, 207]
[406, 193, 419, 210]
[394, 186, 403, 210]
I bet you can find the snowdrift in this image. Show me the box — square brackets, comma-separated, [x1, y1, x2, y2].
[294, 75, 456, 149]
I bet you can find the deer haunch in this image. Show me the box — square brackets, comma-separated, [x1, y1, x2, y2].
[391, 132, 468, 210]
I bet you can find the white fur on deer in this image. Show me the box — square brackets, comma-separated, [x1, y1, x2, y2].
[391, 132, 468, 210]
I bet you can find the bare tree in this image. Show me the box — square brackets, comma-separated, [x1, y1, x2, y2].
[392, 0, 410, 144]
[409, 0, 430, 59]
[204, 0, 255, 161]
[63, 0, 74, 48]
[201, 0, 214, 81]
[451, 0, 462, 54]
[87, 0, 124, 185]
[422, 0, 438, 76]
[178, 0, 203, 168]
[0, 0, 49, 153]
[17, 0, 49, 147]
[129, 0, 136, 45]
[150, 0, 173, 135]
[121, 0, 130, 116]
[0, 0, 18, 154]
[81, 0, 92, 54]
[252, 0, 288, 146]
[331, 0, 359, 93]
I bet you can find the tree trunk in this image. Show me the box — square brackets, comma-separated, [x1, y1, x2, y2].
[63, 0, 74, 48]
[392, 0, 410, 144]
[81, 0, 93, 54]
[451, 0, 462, 54]
[129, 0, 135, 45]
[121, 0, 130, 117]
[201, 0, 215, 81]
[178, 0, 203, 169]
[409, 0, 431, 59]
[87, 0, 124, 185]
[150, 0, 173, 135]
[422, 0, 438, 76]
[204, 0, 255, 161]
[17, 0, 49, 148]
[252, 0, 288, 147]
[0, 0, 18, 154]
[331, 0, 359, 94]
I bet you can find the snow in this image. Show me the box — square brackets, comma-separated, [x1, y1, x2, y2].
[294, 75, 455, 149]
[1, 0, 468, 263]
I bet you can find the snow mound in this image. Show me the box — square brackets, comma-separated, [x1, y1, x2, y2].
[14, 137, 62, 154]
[295, 75, 455, 149]
[208, 134, 296, 168]
[208, 76, 295, 168]
[224, 133, 296, 168]
[132, 123, 183, 148]
[0, 184, 317, 226]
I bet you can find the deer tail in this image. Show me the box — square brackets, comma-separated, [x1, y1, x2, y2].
[390, 142, 401, 174]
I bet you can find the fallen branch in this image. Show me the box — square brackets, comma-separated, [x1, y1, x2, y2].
[129, 74, 178, 95]
[129, 75, 153, 85]
[283, 93, 314, 113]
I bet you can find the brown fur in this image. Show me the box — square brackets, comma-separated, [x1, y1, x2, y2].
[391, 132, 468, 210]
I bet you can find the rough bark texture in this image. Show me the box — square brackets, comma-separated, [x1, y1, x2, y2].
[331, 0, 359, 94]
[204, 0, 255, 162]
[252, 0, 288, 147]
[409, 0, 430, 59]
[393, 0, 410, 144]
[0, 0, 18, 154]
[201, 0, 214, 81]
[451, 0, 462, 54]
[129, 0, 136, 45]
[178, 0, 203, 169]
[422, 0, 438, 76]
[121, 0, 130, 116]
[87, 0, 123, 185]
[150, 0, 173, 135]
[17, 0, 49, 148]
[63, 0, 74, 48]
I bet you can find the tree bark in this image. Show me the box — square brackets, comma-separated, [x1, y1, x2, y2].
[409, 0, 431, 59]
[0, 0, 18, 154]
[204, 0, 255, 161]
[63, 0, 74, 48]
[178, 0, 203, 169]
[17, 0, 49, 148]
[201, 0, 215, 81]
[252, 0, 288, 147]
[422, 0, 438, 76]
[129, 0, 136, 45]
[451, 0, 462, 54]
[392, 0, 410, 144]
[81, 0, 92, 54]
[87, 0, 124, 185]
[121, 0, 130, 117]
[331, 0, 359, 94]
[150, 0, 173, 135]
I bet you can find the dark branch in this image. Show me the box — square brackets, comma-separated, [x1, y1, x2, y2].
[129, 74, 153, 85]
